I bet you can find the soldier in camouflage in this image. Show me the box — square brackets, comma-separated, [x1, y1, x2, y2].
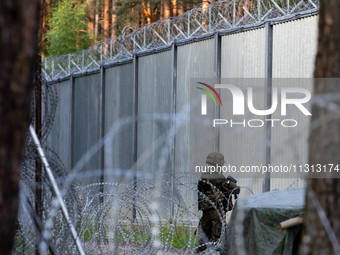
[196, 152, 240, 252]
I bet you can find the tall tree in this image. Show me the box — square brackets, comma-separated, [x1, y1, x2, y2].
[95, 0, 100, 40]
[301, 1, 340, 254]
[112, 0, 117, 37]
[47, 0, 92, 56]
[104, 0, 112, 40]
[0, 0, 41, 254]
[113, 0, 200, 34]
[87, 0, 96, 39]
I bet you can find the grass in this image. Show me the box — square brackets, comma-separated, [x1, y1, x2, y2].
[114, 222, 199, 249]
[160, 223, 199, 249]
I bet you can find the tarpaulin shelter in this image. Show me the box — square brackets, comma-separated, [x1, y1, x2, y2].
[221, 187, 305, 255]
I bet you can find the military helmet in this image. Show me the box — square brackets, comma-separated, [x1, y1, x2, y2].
[206, 152, 225, 166]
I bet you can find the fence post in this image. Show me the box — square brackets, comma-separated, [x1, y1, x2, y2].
[168, 19, 171, 43]
[209, 5, 212, 32]
[214, 32, 221, 153]
[110, 39, 113, 60]
[265, 22, 273, 79]
[233, 0, 236, 27]
[70, 75, 75, 171]
[188, 13, 191, 35]
[264, 21, 273, 192]
[68, 54, 71, 75]
[170, 41, 177, 220]
[52, 59, 54, 79]
[99, 65, 105, 203]
[100, 44, 103, 63]
[287, 0, 290, 13]
[132, 54, 138, 221]
[82, 50, 84, 71]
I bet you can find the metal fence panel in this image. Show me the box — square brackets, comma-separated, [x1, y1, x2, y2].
[221, 28, 265, 78]
[176, 39, 216, 172]
[218, 79, 267, 197]
[270, 79, 313, 190]
[137, 51, 172, 217]
[272, 15, 318, 78]
[137, 51, 172, 176]
[220, 29, 266, 196]
[47, 80, 72, 171]
[176, 39, 215, 215]
[104, 63, 134, 185]
[73, 74, 101, 184]
[271, 16, 318, 190]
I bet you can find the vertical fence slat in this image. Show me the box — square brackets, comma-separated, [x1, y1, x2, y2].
[264, 22, 273, 192]
[99, 66, 105, 202]
[70, 75, 75, 170]
[170, 43, 177, 219]
[132, 54, 138, 220]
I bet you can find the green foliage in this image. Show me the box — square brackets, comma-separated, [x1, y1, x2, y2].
[115, 223, 199, 249]
[79, 218, 108, 243]
[115, 224, 152, 245]
[161, 224, 199, 249]
[47, 0, 92, 57]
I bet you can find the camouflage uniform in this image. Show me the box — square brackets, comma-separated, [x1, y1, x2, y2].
[196, 152, 239, 252]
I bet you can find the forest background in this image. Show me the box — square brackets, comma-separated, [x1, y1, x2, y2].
[43, 0, 206, 56]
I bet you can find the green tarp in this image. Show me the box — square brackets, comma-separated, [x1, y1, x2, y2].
[221, 187, 305, 255]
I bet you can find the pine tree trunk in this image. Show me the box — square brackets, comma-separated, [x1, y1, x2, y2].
[172, 0, 178, 17]
[164, 0, 171, 19]
[95, 0, 99, 40]
[88, 0, 95, 39]
[300, 1, 340, 254]
[160, 0, 164, 19]
[111, 0, 117, 37]
[0, 0, 40, 254]
[178, 2, 184, 16]
[104, 0, 111, 40]
[41, 0, 48, 57]
[147, 3, 151, 24]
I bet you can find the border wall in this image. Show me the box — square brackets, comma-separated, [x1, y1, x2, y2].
[46, 10, 319, 218]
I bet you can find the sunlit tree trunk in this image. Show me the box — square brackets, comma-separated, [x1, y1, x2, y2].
[160, 0, 164, 19]
[95, 0, 99, 40]
[104, 0, 111, 39]
[172, 0, 178, 17]
[300, 0, 340, 254]
[143, 1, 155, 24]
[178, 6, 184, 15]
[112, 0, 117, 37]
[164, 0, 172, 19]
[41, 0, 50, 57]
[87, 0, 95, 39]
[147, 3, 152, 24]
